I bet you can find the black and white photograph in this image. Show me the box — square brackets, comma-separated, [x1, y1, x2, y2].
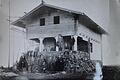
[0, 0, 120, 80]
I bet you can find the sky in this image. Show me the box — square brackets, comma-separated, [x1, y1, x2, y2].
[10, 0, 109, 30]
[1, 0, 120, 66]
[108, 0, 120, 65]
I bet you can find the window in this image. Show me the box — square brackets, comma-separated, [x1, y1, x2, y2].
[77, 37, 93, 53]
[90, 43, 93, 53]
[40, 18, 45, 26]
[54, 16, 60, 24]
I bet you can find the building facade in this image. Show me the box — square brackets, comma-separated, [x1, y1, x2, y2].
[12, 2, 106, 63]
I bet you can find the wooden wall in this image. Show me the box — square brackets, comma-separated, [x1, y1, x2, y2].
[27, 11, 75, 39]
[77, 23, 102, 61]
[26, 10, 102, 61]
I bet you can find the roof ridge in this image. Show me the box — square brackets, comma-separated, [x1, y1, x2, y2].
[41, 0, 45, 5]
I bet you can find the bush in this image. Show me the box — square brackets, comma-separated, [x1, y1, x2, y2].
[16, 50, 95, 73]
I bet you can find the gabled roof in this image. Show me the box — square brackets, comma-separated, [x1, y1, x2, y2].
[12, 2, 107, 34]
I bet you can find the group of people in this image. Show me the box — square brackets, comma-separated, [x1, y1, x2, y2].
[57, 34, 75, 51]
[17, 34, 76, 72]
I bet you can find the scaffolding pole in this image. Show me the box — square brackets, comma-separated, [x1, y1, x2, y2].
[8, 0, 11, 68]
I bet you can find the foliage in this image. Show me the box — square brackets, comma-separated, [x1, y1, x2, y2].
[16, 50, 95, 73]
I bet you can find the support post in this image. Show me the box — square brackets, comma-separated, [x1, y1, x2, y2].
[39, 38, 44, 52]
[88, 38, 91, 59]
[55, 36, 59, 51]
[74, 35, 77, 51]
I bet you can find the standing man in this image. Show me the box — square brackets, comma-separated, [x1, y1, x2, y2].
[57, 34, 64, 51]
[70, 35, 75, 50]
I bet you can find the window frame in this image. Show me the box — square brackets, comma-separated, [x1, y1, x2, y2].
[40, 18, 45, 26]
[53, 16, 60, 24]
[90, 43, 93, 53]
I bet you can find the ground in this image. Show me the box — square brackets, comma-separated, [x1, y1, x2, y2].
[0, 70, 85, 80]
